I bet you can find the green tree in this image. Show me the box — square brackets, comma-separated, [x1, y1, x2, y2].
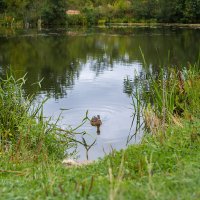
[5, 0, 29, 21]
[113, 0, 131, 18]
[0, 0, 6, 13]
[27, 0, 49, 24]
[157, 0, 185, 22]
[42, 0, 67, 25]
[131, 0, 158, 20]
[184, 0, 200, 22]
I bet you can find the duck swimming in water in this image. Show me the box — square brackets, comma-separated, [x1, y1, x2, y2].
[90, 115, 102, 134]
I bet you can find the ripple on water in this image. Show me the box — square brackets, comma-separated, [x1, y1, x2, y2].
[61, 103, 135, 144]
[43, 95, 143, 160]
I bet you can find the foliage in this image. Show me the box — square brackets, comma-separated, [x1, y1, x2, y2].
[0, 73, 76, 160]
[42, 0, 67, 25]
[67, 14, 87, 26]
[0, 0, 200, 26]
[0, 95, 200, 199]
[0, 0, 6, 13]
[132, 0, 158, 20]
[0, 60, 199, 199]
[183, 0, 200, 23]
[142, 69, 187, 122]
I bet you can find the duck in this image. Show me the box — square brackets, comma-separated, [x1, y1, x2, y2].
[90, 115, 102, 134]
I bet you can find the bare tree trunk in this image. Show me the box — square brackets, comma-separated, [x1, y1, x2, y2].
[37, 17, 42, 30]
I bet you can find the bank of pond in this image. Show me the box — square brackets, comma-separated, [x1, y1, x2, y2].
[0, 62, 199, 199]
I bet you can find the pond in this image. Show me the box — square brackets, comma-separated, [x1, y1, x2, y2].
[0, 26, 199, 160]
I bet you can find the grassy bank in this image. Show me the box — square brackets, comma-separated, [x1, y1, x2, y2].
[0, 66, 200, 199]
[1, 119, 199, 199]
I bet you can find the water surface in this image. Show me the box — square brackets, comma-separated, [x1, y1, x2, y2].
[0, 26, 199, 160]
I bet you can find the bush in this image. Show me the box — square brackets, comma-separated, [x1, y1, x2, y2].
[66, 15, 87, 26]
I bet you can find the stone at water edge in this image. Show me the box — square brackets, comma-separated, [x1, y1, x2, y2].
[62, 159, 78, 166]
[62, 159, 94, 167]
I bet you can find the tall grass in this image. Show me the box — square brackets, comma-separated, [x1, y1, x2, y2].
[153, 69, 198, 131]
[0, 73, 76, 161]
[128, 60, 200, 136]
[0, 66, 199, 199]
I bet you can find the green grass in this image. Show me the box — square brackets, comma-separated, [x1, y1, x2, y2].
[0, 119, 199, 199]
[0, 68, 200, 199]
[0, 73, 76, 161]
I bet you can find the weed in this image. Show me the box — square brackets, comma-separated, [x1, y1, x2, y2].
[0, 73, 76, 161]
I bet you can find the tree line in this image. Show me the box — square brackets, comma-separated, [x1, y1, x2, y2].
[0, 0, 199, 27]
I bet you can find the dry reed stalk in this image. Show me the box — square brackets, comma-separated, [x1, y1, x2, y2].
[171, 115, 183, 128]
[144, 108, 162, 134]
[177, 70, 185, 94]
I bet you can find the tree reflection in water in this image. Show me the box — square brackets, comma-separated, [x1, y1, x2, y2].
[0, 26, 199, 98]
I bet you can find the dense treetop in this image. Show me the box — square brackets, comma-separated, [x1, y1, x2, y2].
[0, 0, 199, 26]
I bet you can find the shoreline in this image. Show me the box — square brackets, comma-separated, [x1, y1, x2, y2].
[97, 22, 200, 29]
[1, 22, 200, 30]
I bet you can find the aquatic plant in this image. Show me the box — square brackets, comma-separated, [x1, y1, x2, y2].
[131, 61, 200, 136]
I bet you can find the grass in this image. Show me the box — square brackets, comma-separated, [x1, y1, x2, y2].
[0, 73, 77, 161]
[0, 119, 199, 199]
[0, 66, 200, 199]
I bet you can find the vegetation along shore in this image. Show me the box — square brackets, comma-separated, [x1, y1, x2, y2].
[0, 0, 199, 27]
[0, 0, 199, 199]
[0, 59, 199, 199]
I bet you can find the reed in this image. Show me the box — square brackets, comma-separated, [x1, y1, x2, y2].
[0, 73, 76, 161]
[129, 60, 200, 136]
[0, 64, 199, 200]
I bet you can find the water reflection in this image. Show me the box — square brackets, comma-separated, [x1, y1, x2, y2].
[0, 26, 199, 160]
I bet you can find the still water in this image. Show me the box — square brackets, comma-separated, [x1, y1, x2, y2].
[0, 26, 199, 160]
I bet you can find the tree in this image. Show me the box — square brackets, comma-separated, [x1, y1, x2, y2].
[184, 0, 200, 23]
[43, 0, 67, 25]
[157, 0, 185, 22]
[0, 0, 6, 13]
[5, 0, 29, 19]
[131, 0, 158, 20]
[27, 0, 49, 23]
[113, 0, 131, 18]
